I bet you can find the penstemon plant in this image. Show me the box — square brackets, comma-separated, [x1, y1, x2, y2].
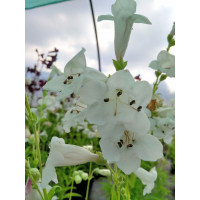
[25, 0, 175, 199]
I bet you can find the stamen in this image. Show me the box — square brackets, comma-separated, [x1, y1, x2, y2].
[70, 93, 75, 98]
[127, 144, 133, 148]
[129, 100, 135, 105]
[117, 142, 122, 148]
[67, 75, 73, 80]
[104, 98, 109, 102]
[114, 96, 118, 116]
[117, 90, 122, 96]
[120, 139, 124, 144]
[137, 106, 142, 112]
[64, 80, 67, 84]
[70, 110, 73, 114]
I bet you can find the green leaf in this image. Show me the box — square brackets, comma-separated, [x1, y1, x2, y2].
[48, 185, 61, 200]
[63, 192, 82, 198]
[113, 59, 127, 71]
[159, 74, 167, 82]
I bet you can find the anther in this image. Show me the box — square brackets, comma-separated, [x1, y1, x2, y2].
[70, 93, 75, 98]
[162, 130, 165, 133]
[137, 106, 142, 112]
[70, 110, 73, 114]
[127, 144, 133, 148]
[172, 127, 175, 130]
[117, 142, 122, 148]
[117, 90, 122, 96]
[104, 98, 109, 102]
[129, 100, 136, 105]
[120, 139, 124, 144]
[64, 80, 67, 84]
[78, 73, 81, 77]
[67, 75, 73, 80]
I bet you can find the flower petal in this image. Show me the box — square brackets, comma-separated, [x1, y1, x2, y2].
[43, 75, 66, 92]
[134, 134, 163, 161]
[130, 81, 152, 107]
[98, 15, 114, 21]
[116, 150, 141, 174]
[132, 14, 151, 24]
[107, 70, 135, 92]
[100, 137, 121, 162]
[64, 48, 86, 75]
[78, 79, 107, 105]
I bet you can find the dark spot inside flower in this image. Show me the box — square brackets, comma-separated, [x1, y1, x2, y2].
[120, 139, 124, 144]
[172, 127, 175, 130]
[64, 80, 67, 84]
[70, 93, 75, 98]
[127, 144, 133, 148]
[104, 98, 109, 102]
[117, 142, 122, 148]
[129, 100, 136, 105]
[117, 90, 122, 96]
[132, 138, 135, 143]
[162, 130, 165, 133]
[70, 110, 73, 114]
[78, 73, 81, 77]
[137, 106, 142, 112]
[67, 76, 73, 80]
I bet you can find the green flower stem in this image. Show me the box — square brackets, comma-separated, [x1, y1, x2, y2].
[153, 75, 160, 95]
[125, 175, 130, 200]
[85, 162, 93, 200]
[114, 163, 120, 200]
[69, 178, 74, 200]
[25, 91, 42, 175]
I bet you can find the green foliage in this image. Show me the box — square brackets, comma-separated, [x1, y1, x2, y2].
[113, 59, 127, 71]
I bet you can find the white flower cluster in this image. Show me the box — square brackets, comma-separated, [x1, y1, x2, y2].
[43, 48, 163, 194]
[41, 0, 175, 196]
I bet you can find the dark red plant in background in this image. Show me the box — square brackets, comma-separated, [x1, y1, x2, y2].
[25, 48, 59, 105]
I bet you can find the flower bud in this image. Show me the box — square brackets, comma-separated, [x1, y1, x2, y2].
[29, 135, 35, 145]
[25, 160, 30, 171]
[80, 171, 88, 181]
[29, 168, 41, 181]
[40, 131, 48, 143]
[98, 169, 111, 177]
[74, 175, 82, 184]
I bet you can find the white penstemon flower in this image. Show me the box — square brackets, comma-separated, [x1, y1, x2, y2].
[62, 101, 87, 133]
[98, 118, 163, 174]
[149, 50, 175, 77]
[43, 48, 87, 100]
[41, 136, 99, 188]
[150, 106, 175, 144]
[79, 70, 152, 133]
[98, 0, 151, 60]
[134, 167, 157, 196]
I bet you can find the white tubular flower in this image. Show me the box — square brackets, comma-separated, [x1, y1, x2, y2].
[150, 105, 175, 144]
[42, 137, 99, 188]
[98, 119, 163, 174]
[43, 48, 87, 99]
[98, 0, 151, 60]
[79, 70, 152, 134]
[62, 101, 87, 133]
[149, 50, 175, 77]
[134, 167, 157, 196]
